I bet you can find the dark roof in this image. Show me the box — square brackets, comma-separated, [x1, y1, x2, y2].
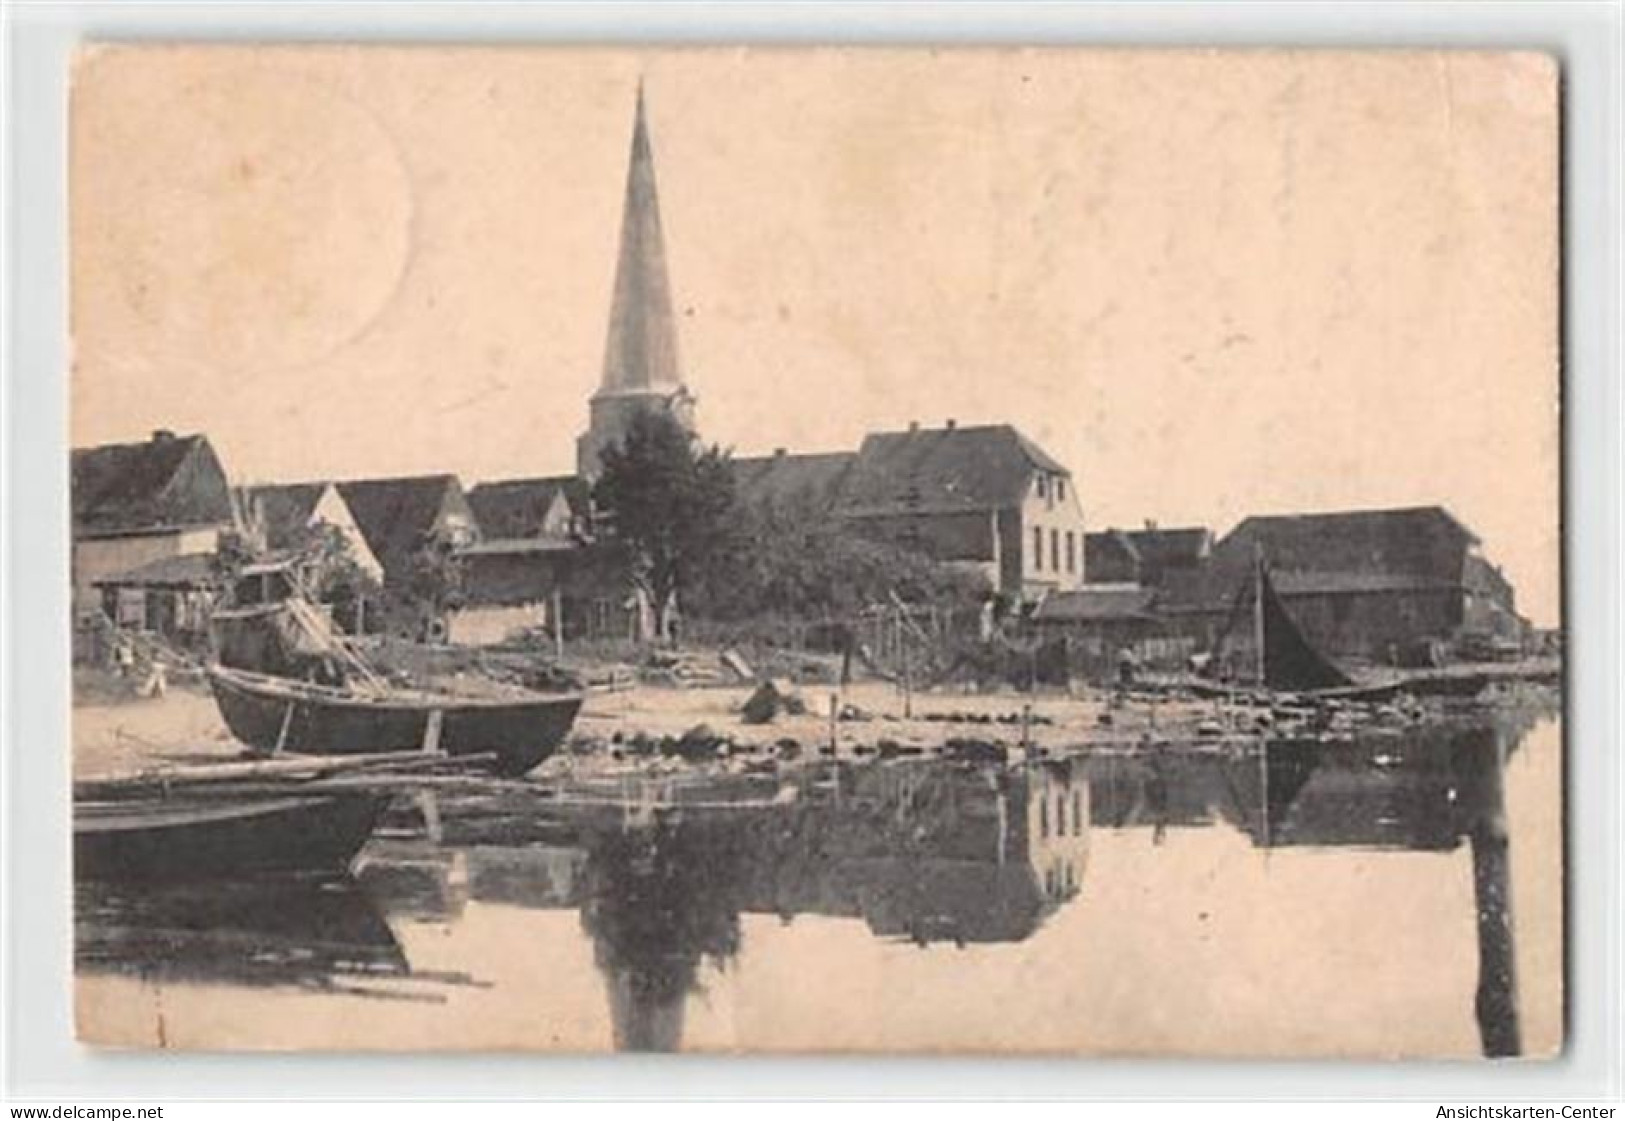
[731, 452, 856, 509]
[1034, 586, 1158, 623]
[71, 432, 233, 537]
[466, 476, 589, 539]
[1158, 506, 1483, 613]
[1124, 526, 1211, 568]
[837, 424, 1071, 516]
[93, 552, 217, 589]
[1216, 506, 1477, 581]
[335, 475, 468, 574]
[243, 483, 329, 551]
[1270, 571, 1456, 596]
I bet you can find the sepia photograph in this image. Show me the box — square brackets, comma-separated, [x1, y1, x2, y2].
[67, 44, 1562, 1057]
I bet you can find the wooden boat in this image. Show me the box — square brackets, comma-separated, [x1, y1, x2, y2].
[207, 663, 582, 777]
[75, 792, 391, 881]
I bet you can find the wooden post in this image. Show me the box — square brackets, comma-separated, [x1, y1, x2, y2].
[901, 621, 913, 719]
[422, 708, 445, 755]
[1252, 546, 1267, 688]
[552, 588, 565, 660]
[1021, 702, 1032, 751]
[273, 701, 297, 755]
[828, 692, 839, 757]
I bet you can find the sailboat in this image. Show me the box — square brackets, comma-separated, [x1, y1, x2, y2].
[1195, 555, 1411, 703]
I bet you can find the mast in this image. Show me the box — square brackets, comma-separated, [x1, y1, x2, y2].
[1252, 543, 1266, 687]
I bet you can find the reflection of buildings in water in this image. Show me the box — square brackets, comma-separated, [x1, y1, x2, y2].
[355, 845, 471, 921]
[75, 874, 409, 994]
[731, 761, 1089, 945]
[351, 765, 1091, 1051]
[1083, 719, 1532, 1059]
[572, 762, 1091, 1051]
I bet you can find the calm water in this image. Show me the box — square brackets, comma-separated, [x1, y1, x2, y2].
[75, 709, 1563, 1057]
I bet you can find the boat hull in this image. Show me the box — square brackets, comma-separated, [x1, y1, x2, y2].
[75, 793, 390, 881]
[207, 666, 582, 777]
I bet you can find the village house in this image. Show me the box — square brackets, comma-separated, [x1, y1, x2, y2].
[1031, 583, 1196, 678]
[731, 424, 1088, 606]
[240, 481, 385, 584]
[1160, 505, 1528, 664]
[321, 475, 481, 639]
[832, 421, 1086, 603]
[1083, 524, 1212, 587]
[1038, 506, 1527, 675]
[71, 430, 236, 650]
[448, 476, 592, 646]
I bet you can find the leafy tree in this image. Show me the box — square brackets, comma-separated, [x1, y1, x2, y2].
[593, 409, 737, 642]
[689, 484, 991, 625]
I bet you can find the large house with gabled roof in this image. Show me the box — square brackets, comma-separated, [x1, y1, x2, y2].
[71, 429, 236, 644]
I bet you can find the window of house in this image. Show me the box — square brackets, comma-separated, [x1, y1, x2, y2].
[1057, 478, 1067, 501]
[1039, 796, 1049, 838]
[1073, 792, 1082, 832]
[1057, 793, 1068, 836]
[1036, 475, 1048, 499]
[1033, 526, 1043, 571]
[1051, 528, 1060, 573]
[1065, 531, 1076, 573]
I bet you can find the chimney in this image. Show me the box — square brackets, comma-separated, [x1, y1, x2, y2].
[945, 418, 957, 430]
[151, 428, 176, 443]
[1144, 518, 1159, 532]
[908, 420, 920, 433]
[773, 447, 786, 458]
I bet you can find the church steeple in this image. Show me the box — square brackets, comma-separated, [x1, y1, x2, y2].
[600, 80, 681, 394]
[577, 81, 695, 479]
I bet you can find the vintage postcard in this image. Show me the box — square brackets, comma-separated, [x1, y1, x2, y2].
[69, 46, 1561, 1056]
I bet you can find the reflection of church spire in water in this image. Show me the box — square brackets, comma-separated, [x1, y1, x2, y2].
[603, 962, 688, 1053]
[578, 820, 743, 1053]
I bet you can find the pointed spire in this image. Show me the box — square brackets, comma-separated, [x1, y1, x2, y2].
[598, 78, 681, 396]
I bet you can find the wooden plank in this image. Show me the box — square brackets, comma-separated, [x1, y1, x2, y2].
[421, 708, 445, 754]
[273, 701, 297, 754]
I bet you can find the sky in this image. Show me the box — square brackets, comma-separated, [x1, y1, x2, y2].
[70, 46, 1560, 623]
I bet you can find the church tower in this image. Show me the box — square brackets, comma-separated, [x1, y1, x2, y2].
[576, 82, 697, 480]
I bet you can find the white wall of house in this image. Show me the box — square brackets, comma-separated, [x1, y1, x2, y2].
[1019, 471, 1086, 596]
[446, 603, 547, 647]
[72, 526, 221, 607]
[308, 485, 385, 582]
[537, 491, 574, 539]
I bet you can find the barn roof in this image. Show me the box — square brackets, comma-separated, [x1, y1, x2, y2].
[731, 451, 856, 510]
[1217, 506, 1477, 580]
[838, 424, 1071, 516]
[1034, 585, 1159, 623]
[93, 551, 218, 589]
[71, 432, 232, 537]
[467, 476, 589, 539]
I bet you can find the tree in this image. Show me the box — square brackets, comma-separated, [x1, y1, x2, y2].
[593, 409, 737, 643]
[291, 523, 384, 633]
[687, 483, 991, 626]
